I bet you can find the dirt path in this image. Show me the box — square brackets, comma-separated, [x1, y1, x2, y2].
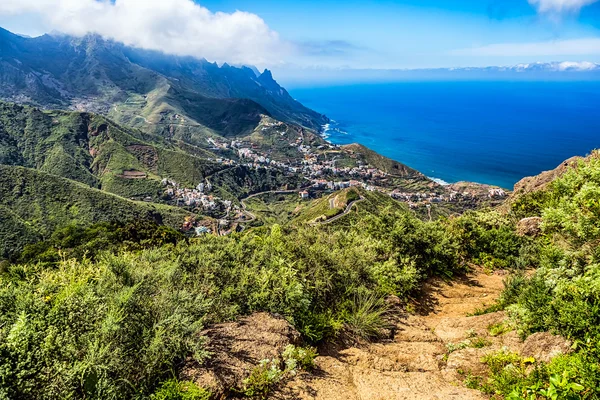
[276, 269, 510, 400]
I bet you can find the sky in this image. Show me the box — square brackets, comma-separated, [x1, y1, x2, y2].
[1, 0, 600, 78]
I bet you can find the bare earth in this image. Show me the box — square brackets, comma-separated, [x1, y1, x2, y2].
[276, 268, 570, 400]
[185, 268, 571, 399]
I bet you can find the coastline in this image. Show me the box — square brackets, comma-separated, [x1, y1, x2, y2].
[320, 120, 456, 188]
[291, 82, 600, 190]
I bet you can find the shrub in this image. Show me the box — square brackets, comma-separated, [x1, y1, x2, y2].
[341, 294, 391, 342]
[240, 345, 317, 399]
[282, 345, 318, 371]
[487, 322, 511, 337]
[151, 379, 211, 400]
[240, 359, 285, 399]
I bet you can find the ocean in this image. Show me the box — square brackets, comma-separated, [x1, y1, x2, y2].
[289, 81, 600, 189]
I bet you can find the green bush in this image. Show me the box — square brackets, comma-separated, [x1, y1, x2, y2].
[1, 206, 471, 398]
[478, 152, 600, 398]
[151, 379, 211, 400]
[240, 345, 317, 399]
[282, 344, 318, 371]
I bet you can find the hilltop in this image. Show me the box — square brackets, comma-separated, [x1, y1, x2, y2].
[0, 27, 327, 139]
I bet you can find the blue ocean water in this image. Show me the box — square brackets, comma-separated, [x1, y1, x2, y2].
[289, 81, 600, 189]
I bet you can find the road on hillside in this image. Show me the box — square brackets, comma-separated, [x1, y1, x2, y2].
[238, 189, 304, 224]
[310, 197, 365, 226]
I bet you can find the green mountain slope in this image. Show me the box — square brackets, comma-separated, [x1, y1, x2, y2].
[292, 187, 409, 226]
[0, 27, 328, 141]
[0, 164, 190, 258]
[0, 101, 230, 196]
[342, 143, 425, 178]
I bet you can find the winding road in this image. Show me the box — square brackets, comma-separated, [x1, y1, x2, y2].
[238, 189, 304, 224]
[235, 189, 364, 229]
[310, 197, 365, 226]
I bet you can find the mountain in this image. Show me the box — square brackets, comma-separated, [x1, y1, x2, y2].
[0, 27, 328, 142]
[0, 102, 312, 255]
[0, 101, 308, 201]
[0, 164, 192, 258]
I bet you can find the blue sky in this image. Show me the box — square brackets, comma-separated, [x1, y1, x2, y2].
[200, 0, 600, 68]
[1, 0, 600, 72]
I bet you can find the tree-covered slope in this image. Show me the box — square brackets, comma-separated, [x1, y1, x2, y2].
[0, 164, 190, 258]
[0, 101, 301, 201]
[0, 102, 99, 186]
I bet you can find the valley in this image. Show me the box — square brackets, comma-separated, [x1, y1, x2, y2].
[0, 23, 599, 400]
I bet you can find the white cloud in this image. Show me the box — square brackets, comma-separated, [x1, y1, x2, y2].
[450, 38, 600, 57]
[529, 0, 599, 13]
[0, 0, 291, 66]
[555, 61, 599, 70]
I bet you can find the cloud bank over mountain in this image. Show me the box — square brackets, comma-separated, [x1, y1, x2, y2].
[0, 0, 290, 66]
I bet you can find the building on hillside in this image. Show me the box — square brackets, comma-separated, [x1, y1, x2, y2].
[299, 190, 310, 200]
[195, 226, 211, 236]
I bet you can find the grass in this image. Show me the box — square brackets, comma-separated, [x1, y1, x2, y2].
[467, 303, 503, 317]
[243, 193, 306, 226]
[487, 322, 511, 337]
[342, 294, 391, 342]
[0, 164, 190, 258]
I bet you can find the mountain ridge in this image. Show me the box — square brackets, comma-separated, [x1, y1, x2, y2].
[0, 27, 328, 140]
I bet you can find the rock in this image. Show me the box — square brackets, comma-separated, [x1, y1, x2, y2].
[513, 156, 583, 195]
[521, 332, 572, 363]
[180, 312, 301, 396]
[446, 347, 489, 376]
[517, 217, 543, 237]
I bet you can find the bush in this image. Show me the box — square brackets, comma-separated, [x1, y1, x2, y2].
[151, 380, 211, 400]
[282, 344, 318, 371]
[341, 294, 391, 342]
[240, 345, 317, 399]
[478, 153, 600, 398]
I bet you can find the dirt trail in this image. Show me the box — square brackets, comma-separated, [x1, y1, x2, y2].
[276, 269, 509, 400]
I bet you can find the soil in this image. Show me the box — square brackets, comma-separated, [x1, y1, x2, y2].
[181, 313, 302, 396]
[275, 268, 569, 400]
[184, 268, 570, 399]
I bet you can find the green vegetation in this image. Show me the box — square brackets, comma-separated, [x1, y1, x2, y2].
[2, 77, 600, 399]
[243, 193, 306, 226]
[342, 143, 423, 178]
[210, 165, 306, 201]
[151, 380, 211, 400]
[238, 345, 317, 399]
[292, 187, 398, 226]
[487, 322, 511, 337]
[0, 164, 190, 258]
[5, 146, 600, 399]
[466, 350, 587, 400]
[0, 101, 306, 204]
[463, 151, 600, 399]
[0, 200, 481, 398]
[17, 221, 185, 265]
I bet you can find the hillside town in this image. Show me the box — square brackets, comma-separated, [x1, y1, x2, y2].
[156, 120, 510, 235]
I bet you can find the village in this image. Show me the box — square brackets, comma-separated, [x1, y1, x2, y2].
[159, 120, 508, 235]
